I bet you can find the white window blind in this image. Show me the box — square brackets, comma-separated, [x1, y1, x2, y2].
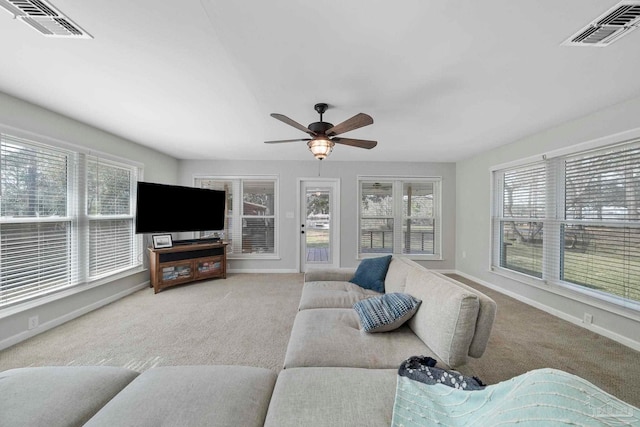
[241, 180, 275, 254]
[195, 179, 233, 251]
[560, 144, 640, 304]
[402, 181, 437, 255]
[360, 181, 394, 254]
[195, 177, 277, 257]
[87, 156, 137, 279]
[0, 134, 142, 308]
[1, 135, 76, 306]
[494, 163, 546, 278]
[359, 178, 441, 258]
[492, 140, 640, 309]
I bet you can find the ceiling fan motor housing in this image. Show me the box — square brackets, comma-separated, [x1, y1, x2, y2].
[308, 121, 334, 134]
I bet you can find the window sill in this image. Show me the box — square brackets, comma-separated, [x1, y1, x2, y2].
[0, 265, 146, 318]
[358, 253, 442, 261]
[489, 266, 640, 322]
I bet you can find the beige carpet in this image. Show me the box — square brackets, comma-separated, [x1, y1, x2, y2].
[1, 272, 638, 407]
[0, 274, 303, 373]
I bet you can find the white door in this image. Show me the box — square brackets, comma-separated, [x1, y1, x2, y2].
[299, 179, 340, 272]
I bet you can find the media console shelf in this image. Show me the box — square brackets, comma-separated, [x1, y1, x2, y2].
[148, 242, 227, 294]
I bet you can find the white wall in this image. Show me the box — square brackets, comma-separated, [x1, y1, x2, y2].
[455, 95, 640, 350]
[178, 159, 456, 272]
[0, 91, 180, 349]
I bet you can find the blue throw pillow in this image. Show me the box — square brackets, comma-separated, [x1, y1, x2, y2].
[353, 293, 421, 333]
[349, 255, 392, 293]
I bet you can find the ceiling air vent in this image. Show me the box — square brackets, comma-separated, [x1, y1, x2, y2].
[0, 0, 92, 38]
[562, 0, 640, 47]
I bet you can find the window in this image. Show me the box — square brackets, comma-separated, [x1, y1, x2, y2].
[0, 134, 141, 308]
[87, 156, 136, 279]
[494, 163, 546, 278]
[359, 177, 441, 259]
[492, 140, 640, 309]
[195, 177, 277, 257]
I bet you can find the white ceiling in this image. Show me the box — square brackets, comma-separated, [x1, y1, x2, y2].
[1, 0, 639, 162]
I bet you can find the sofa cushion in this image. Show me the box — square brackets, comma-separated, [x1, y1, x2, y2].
[435, 272, 497, 358]
[299, 280, 381, 310]
[284, 308, 441, 369]
[265, 367, 397, 427]
[349, 255, 392, 292]
[353, 293, 421, 332]
[0, 366, 138, 427]
[84, 366, 277, 427]
[405, 268, 480, 368]
[384, 257, 416, 294]
[304, 267, 356, 283]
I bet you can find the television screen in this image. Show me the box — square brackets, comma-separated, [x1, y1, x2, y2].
[135, 182, 225, 234]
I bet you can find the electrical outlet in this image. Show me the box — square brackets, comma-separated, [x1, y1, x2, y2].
[28, 315, 39, 330]
[462, 251, 467, 259]
[583, 313, 593, 324]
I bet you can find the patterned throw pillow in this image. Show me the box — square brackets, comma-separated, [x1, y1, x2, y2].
[353, 293, 421, 333]
[349, 255, 393, 293]
[399, 356, 486, 390]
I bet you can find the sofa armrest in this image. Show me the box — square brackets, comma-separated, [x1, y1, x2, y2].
[304, 268, 356, 283]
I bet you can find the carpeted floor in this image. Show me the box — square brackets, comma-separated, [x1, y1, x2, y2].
[1, 272, 638, 407]
[0, 274, 303, 373]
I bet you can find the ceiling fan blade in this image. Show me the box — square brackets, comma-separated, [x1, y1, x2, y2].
[270, 113, 316, 136]
[325, 113, 373, 136]
[264, 138, 311, 144]
[331, 138, 377, 149]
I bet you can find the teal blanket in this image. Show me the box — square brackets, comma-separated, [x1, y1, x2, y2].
[391, 368, 640, 426]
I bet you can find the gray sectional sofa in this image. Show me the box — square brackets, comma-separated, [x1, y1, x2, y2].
[288, 257, 497, 370]
[2, 257, 497, 427]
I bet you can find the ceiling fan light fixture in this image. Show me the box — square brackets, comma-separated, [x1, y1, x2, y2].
[308, 137, 334, 160]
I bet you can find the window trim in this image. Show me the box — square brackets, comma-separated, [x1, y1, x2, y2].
[193, 175, 279, 260]
[357, 175, 442, 261]
[490, 136, 640, 315]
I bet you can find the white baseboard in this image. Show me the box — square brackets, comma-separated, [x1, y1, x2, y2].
[227, 269, 299, 274]
[452, 270, 640, 352]
[0, 282, 149, 351]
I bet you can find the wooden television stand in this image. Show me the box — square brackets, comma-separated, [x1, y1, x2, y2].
[148, 241, 227, 294]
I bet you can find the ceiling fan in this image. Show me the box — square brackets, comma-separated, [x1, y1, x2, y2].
[265, 103, 377, 160]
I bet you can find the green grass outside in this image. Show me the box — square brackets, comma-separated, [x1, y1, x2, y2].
[504, 240, 640, 303]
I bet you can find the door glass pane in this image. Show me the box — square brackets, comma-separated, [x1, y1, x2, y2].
[306, 188, 330, 263]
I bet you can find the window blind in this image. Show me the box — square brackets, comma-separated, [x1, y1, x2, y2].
[195, 179, 233, 251]
[402, 181, 436, 255]
[1, 135, 76, 306]
[359, 178, 441, 258]
[1, 134, 142, 308]
[241, 180, 275, 254]
[560, 143, 640, 304]
[492, 140, 640, 309]
[86, 156, 137, 279]
[360, 181, 394, 254]
[496, 164, 546, 278]
[195, 177, 277, 257]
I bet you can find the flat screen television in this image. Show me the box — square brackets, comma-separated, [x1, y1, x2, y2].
[135, 182, 225, 235]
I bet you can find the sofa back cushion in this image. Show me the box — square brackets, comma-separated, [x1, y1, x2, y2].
[433, 272, 497, 358]
[405, 269, 480, 368]
[384, 257, 415, 294]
